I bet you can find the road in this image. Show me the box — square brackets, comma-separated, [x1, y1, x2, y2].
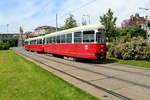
[12, 48, 150, 100]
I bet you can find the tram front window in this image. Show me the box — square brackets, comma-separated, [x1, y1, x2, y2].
[96, 29, 105, 43]
[83, 31, 94, 43]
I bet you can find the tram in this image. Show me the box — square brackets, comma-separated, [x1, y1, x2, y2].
[24, 24, 107, 60]
[24, 36, 44, 52]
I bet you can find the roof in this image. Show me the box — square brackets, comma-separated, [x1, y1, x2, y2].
[25, 36, 44, 41]
[25, 24, 105, 41]
[35, 26, 57, 31]
[45, 24, 104, 37]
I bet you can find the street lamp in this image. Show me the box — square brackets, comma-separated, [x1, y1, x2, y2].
[139, 7, 150, 39]
[83, 14, 91, 24]
[6, 24, 9, 34]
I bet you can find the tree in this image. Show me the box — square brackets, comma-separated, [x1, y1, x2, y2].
[61, 14, 78, 30]
[81, 18, 87, 26]
[82, 20, 87, 26]
[99, 8, 117, 41]
[119, 24, 147, 38]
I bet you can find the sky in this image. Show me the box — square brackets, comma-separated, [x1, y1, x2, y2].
[0, 0, 149, 33]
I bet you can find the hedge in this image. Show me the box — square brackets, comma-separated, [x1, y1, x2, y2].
[0, 43, 10, 50]
[108, 36, 150, 61]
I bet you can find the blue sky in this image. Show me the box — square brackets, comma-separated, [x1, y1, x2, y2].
[0, 0, 149, 33]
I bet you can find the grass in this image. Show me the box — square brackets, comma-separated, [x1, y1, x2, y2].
[0, 50, 99, 100]
[107, 55, 150, 68]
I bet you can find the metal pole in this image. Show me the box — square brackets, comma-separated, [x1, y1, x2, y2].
[56, 14, 58, 32]
[139, 7, 150, 38]
[6, 24, 9, 34]
[88, 15, 90, 24]
[83, 14, 90, 24]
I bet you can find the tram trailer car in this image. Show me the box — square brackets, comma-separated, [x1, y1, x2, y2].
[44, 24, 107, 60]
[24, 36, 44, 52]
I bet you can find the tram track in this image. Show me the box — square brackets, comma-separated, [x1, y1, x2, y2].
[14, 49, 133, 100]
[17, 50, 150, 90]
[27, 50, 150, 77]
[91, 64, 150, 77]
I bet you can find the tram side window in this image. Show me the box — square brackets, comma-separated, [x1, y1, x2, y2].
[47, 37, 51, 44]
[74, 32, 82, 43]
[96, 29, 106, 43]
[83, 31, 94, 43]
[39, 39, 42, 44]
[31, 40, 36, 45]
[30, 41, 32, 45]
[61, 34, 66, 43]
[49, 37, 51, 44]
[34, 40, 37, 45]
[56, 35, 60, 44]
[66, 33, 72, 43]
[43, 38, 45, 44]
[25, 41, 28, 45]
[46, 37, 49, 44]
[37, 40, 40, 44]
[51, 37, 54, 44]
[54, 36, 57, 44]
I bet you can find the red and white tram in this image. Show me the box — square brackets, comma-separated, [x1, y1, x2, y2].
[24, 36, 44, 52]
[24, 24, 107, 60]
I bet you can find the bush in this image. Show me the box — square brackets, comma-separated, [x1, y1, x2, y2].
[0, 43, 10, 50]
[109, 36, 150, 61]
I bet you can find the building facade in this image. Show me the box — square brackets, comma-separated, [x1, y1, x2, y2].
[25, 26, 57, 39]
[121, 13, 149, 28]
[121, 13, 150, 40]
[0, 33, 19, 47]
[34, 26, 57, 36]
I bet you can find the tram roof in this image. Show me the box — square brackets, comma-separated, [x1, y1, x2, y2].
[45, 24, 104, 37]
[25, 36, 44, 41]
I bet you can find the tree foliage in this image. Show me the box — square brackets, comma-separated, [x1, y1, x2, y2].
[82, 20, 87, 26]
[119, 24, 147, 38]
[99, 8, 117, 41]
[61, 14, 78, 30]
[0, 42, 10, 50]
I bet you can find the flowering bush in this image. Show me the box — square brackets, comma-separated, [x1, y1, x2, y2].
[109, 36, 150, 61]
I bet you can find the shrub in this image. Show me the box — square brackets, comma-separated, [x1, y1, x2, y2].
[0, 43, 10, 50]
[109, 36, 150, 61]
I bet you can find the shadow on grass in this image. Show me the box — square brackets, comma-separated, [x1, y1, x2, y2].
[106, 58, 118, 64]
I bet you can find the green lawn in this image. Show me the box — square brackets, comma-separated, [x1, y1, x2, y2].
[107, 56, 150, 68]
[0, 50, 99, 100]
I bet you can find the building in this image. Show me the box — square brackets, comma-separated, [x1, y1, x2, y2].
[121, 13, 150, 40]
[121, 13, 149, 28]
[34, 26, 57, 36]
[24, 32, 36, 39]
[0, 33, 19, 47]
[24, 26, 58, 39]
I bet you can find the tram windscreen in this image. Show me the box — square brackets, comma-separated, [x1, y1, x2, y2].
[96, 29, 105, 43]
[83, 31, 94, 43]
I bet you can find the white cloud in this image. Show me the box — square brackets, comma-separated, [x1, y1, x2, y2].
[0, 0, 149, 33]
[58, 0, 149, 27]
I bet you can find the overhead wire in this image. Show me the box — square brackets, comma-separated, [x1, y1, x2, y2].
[24, 0, 98, 30]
